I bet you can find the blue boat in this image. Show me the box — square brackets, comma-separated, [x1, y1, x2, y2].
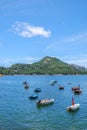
[34, 88, 41, 92]
[29, 95, 38, 99]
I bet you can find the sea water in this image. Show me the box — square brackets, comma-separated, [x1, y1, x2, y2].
[0, 75, 87, 130]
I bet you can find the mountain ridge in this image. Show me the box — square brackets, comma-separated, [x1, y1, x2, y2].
[0, 56, 87, 75]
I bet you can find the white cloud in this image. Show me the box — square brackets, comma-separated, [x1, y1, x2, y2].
[11, 21, 51, 38]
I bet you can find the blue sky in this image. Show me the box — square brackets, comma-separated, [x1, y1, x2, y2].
[0, 0, 87, 67]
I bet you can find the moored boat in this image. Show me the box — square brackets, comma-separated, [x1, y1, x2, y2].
[24, 84, 29, 89]
[59, 85, 64, 90]
[50, 81, 55, 85]
[29, 95, 38, 99]
[34, 88, 41, 93]
[67, 104, 80, 111]
[67, 82, 72, 85]
[72, 86, 80, 91]
[50, 80, 57, 85]
[74, 89, 82, 94]
[36, 98, 54, 106]
[67, 97, 80, 111]
[23, 81, 27, 85]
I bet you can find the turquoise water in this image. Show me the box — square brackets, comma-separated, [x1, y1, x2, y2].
[0, 75, 87, 130]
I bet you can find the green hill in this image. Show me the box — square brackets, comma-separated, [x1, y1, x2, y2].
[28, 56, 86, 75]
[0, 56, 87, 75]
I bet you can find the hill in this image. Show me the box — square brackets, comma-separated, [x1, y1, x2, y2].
[0, 56, 87, 75]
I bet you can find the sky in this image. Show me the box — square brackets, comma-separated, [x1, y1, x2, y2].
[0, 0, 87, 67]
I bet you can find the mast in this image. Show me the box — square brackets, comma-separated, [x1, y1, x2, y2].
[72, 97, 74, 105]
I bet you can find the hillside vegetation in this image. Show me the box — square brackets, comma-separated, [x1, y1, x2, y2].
[0, 56, 87, 75]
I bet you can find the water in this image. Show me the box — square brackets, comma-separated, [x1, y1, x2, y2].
[0, 75, 87, 130]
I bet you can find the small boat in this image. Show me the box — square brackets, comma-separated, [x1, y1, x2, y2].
[29, 95, 38, 99]
[23, 81, 27, 85]
[59, 86, 64, 90]
[74, 89, 82, 94]
[67, 82, 72, 84]
[36, 98, 54, 106]
[24, 84, 29, 89]
[72, 86, 80, 91]
[34, 88, 41, 93]
[50, 80, 57, 85]
[67, 97, 80, 111]
[50, 81, 55, 85]
[53, 80, 57, 83]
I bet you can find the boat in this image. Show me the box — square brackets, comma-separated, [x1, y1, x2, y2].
[72, 86, 80, 91]
[34, 88, 41, 93]
[59, 85, 64, 90]
[67, 82, 72, 85]
[50, 81, 55, 85]
[23, 81, 27, 85]
[53, 80, 57, 83]
[67, 97, 80, 111]
[74, 89, 82, 94]
[67, 103, 80, 111]
[36, 98, 54, 106]
[50, 80, 57, 85]
[29, 95, 38, 99]
[24, 84, 29, 89]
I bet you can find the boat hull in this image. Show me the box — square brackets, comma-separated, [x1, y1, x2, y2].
[29, 95, 38, 99]
[74, 90, 82, 94]
[34, 88, 41, 92]
[67, 104, 80, 111]
[37, 99, 54, 106]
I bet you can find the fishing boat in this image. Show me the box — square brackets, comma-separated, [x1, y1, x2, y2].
[67, 97, 80, 111]
[36, 98, 54, 106]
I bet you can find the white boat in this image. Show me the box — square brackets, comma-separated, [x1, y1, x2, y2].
[50, 80, 57, 85]
[36, 98, 54, 106]
[50, 81, 55, 85]
[67, 104, 80, 111]
[67, 97, 80, 111]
